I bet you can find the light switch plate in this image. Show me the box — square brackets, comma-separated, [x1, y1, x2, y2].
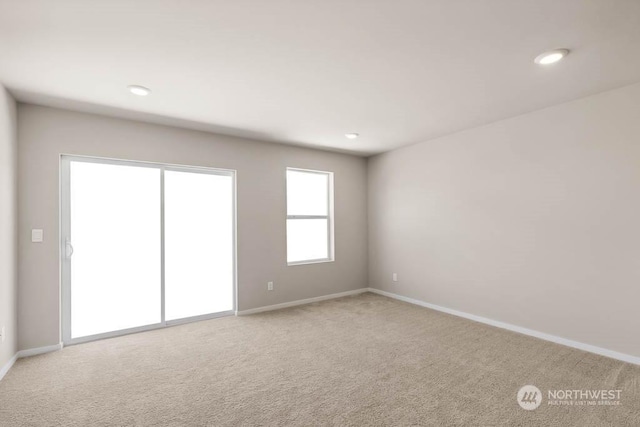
[31, 229, 44, 243]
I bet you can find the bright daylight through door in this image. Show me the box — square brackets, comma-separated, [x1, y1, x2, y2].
[61, 157, 235, 344]
[164, 170, 234, 320]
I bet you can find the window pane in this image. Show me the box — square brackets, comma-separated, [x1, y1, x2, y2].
[165, 171, 234, 320]
[70, 161, 161, 338]
[287, 219, 328, 263]
[287, 170, 328, 216]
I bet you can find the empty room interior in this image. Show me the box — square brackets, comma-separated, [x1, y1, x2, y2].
[1, 1, 640, 426]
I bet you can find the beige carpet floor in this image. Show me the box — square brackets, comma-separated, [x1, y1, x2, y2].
[1, 292, 639, 426]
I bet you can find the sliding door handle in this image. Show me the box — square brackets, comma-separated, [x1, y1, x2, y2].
[65, 240, 74, 259]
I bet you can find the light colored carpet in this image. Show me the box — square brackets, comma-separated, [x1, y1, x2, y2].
[1, 292, 639, 426]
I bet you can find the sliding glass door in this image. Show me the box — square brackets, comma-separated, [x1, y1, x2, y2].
[61, 156, 236, 345]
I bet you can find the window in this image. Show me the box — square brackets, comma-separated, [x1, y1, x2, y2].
[286, 168, 334, 265]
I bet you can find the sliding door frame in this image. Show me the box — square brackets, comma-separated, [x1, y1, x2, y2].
[60, 154, 237, 346]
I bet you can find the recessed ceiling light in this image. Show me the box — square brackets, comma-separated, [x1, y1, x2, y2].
[534, 49, 569, 65]
[345, 133, 359, 139]
[127, 85, 151, 96]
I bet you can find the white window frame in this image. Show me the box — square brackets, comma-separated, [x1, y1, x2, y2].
[286, 167, 335, 266]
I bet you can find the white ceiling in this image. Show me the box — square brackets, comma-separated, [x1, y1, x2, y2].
[1, 0, 640, 156]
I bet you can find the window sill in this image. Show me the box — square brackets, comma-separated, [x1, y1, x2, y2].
[287, 258, 334, 267]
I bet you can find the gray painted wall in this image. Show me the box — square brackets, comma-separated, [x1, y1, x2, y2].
[0, 85, 18, 369]
[18, 104, 368, 350]
[368, 82, 640, 358]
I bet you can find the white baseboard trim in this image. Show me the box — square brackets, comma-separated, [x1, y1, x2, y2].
[367, 288, 640, 366]
[0, 342, 63, 382]
[16, 342, 64, 359]
[0, 353, 18, 382]
[237, 288, 369, 315]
